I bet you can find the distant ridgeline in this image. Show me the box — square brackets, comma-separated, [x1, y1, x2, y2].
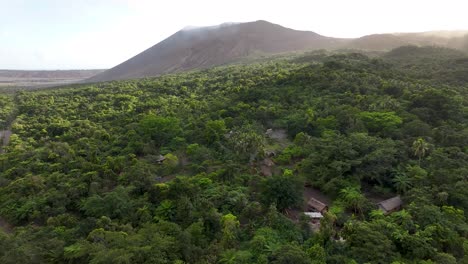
[0, 48, 467, 263]
[88, 20, 468, 82]
[0, 69, 104, 90]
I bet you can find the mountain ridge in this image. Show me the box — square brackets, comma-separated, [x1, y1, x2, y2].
[87, 20, 468, 82]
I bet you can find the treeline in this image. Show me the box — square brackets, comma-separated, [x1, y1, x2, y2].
[0, 48, 467, 263]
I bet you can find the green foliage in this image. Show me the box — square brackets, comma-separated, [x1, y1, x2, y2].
[0, 50, 466, 263]
[261, 174, 303, 211]
[204, 119, 227, 145]
[81, 187, 134, 219]
[139, 114, 181, 147]
[412, 137, 430, 164]
[228, 124, 266, 162]
[343, 220, 400, 263]
[297, 132, 400, 191]
[339, 186, 366, 215]
[307, 244, 326, 264]
[0, 94, 15, 129]
[392, 172, 413, 194]
[270, 244, 312, 264]
[221, 213, 240, 248]
[358, 111, 402, 135]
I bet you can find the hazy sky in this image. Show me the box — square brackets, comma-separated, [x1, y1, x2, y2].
[1, 0, 468, 70]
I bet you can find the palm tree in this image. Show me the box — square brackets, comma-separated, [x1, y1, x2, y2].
[390, 210, 413, 230]
[392, 173, 412, 194]
[218, 250, 237, 264]
[340, 187, 366, 216]
[154, 200, 174, 221]
[412, 138, 429, 165]
[369, 209, 385, 219]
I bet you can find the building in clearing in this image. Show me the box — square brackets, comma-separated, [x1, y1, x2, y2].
[307, 197, 328, 213]
[377, 196, 403, 214]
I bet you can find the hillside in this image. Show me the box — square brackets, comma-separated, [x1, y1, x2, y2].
[383, 45, 468, 84]
[0, 50, 467, 263]
[346, 34, 411, 50]
[346, 31, 468, 51]
[87, 20, 347, 82]
[87, 20, 468, 82]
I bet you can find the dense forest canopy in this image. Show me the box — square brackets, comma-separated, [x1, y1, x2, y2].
[0, 47, 467, 263]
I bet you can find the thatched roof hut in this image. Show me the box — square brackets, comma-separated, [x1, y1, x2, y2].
[307, 197, 328, 213]
[377, 196, 402, 214]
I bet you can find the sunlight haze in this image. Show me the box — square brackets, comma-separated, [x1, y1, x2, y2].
[1, 0, 468, 69]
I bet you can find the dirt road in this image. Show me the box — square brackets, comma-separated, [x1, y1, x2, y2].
[0, 130, 12, 153]
[0, 217, 12, 234]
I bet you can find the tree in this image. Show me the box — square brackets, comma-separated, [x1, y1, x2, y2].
[358, 111, 402, 135]
[340, 187, 366, 216]
[228, 125, 265, 162]
[204, 119, 227, 145]
[343, 221, 399, 263]
[433, 253, 457, 264]
[81, 187, 133, 220]
[154, 200, 175, 221]
[221, 214, 240, 249]
[392, 172, 412, 194]
[219, 250, 253, 264]
[412, 138, 429, 165]
[271, 244, 311, 264]
[139, 114, 181, 147]
[307, 244, 326, 264]
[261, 174, 303, 212]
[250, 227, 282, 255]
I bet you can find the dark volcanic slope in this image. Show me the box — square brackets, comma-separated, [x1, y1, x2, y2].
[88, 20, 347, 82]
[88, 20, 468, 82]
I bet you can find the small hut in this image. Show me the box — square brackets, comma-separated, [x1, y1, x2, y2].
[155, 155, 166, 164]
[307, 197, 328, 213]
[260, 158, 275, 177]
[377, 196, 402, 214]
